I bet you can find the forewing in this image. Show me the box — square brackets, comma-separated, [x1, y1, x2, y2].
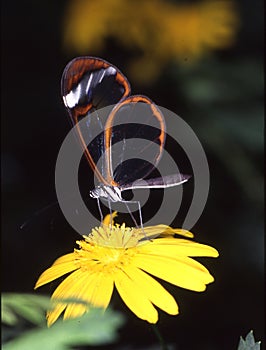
[61, 56, 131, 184]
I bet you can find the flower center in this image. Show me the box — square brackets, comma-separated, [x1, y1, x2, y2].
[85, 223, 144, 248]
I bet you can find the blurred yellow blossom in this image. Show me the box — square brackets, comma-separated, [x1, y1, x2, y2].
[62, 0, 239, 83]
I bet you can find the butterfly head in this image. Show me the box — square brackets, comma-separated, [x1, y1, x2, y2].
[90, 185, 123, 202]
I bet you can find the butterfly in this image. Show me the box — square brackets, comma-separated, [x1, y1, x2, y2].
[61, 56, 190, 227]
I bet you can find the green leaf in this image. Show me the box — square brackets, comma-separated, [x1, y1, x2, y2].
[237, 330, 261, 350]
[2, 293, 51, 326]
[1, 304, 19, 326]
[3, 307, 125, 350]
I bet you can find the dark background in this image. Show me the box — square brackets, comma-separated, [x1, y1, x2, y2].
[1, 0, 264, 349]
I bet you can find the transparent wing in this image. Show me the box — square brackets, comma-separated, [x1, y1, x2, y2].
[103, 95, 166, 187]
[61, 56, 131, 184]
[121, 174, 191, 191]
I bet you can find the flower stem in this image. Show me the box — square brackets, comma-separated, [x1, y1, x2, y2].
[151, 324, 169, 350]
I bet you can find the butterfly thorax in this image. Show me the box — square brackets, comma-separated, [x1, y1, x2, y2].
[90, 184, 123, 202]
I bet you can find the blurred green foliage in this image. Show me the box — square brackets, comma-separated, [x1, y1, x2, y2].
[238, 331, 261, 350]
[2, 293, 124, 350]
[177, 58, 263, 204]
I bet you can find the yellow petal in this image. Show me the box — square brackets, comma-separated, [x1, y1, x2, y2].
[49, 269, 114, 322]
[134, 254, 214, 291]
[47, 270, 91, 324]
[47, 303, 67, 327]
[122, 265, 178, 315]
[51, 269, 91, 300]
[63, 302, 88, 321]
[140, 225, 194, 239]
[64, 271, 114, 314]
[142, 238, 219, 257]
[34, 253, 78, 289]
[52, 252, 77, 265]
[114, 269, 158, 323]
[102, 211, 118, 226]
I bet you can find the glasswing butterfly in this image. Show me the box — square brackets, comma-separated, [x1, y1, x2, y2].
[61, 56, 190, 227]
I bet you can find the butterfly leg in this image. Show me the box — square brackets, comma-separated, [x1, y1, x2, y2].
[122, 201, 139, 228]
[107, 196, 113, 228]
[122, 200, 144, 230]
[96, 197, 104, 223]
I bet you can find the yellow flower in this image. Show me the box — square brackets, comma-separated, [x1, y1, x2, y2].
[35, 213, 218, 326]
[62, 0, 239, 83]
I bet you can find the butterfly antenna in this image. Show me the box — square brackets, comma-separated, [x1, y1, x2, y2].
[20, 200, 59, 230]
